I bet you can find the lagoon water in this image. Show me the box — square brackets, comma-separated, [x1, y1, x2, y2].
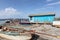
[0, 19, 8, 25]
[0, 21, 5, 25]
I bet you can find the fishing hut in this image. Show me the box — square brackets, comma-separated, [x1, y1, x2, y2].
[29, 12, 55, 25]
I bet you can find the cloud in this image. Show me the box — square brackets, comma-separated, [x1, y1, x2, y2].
[47, 1, 60, 6]
[5, 7, 16, 14]
[0, 7, 21, 19]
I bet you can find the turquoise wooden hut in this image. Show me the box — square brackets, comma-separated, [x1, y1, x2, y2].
[29, 13, 55, 23]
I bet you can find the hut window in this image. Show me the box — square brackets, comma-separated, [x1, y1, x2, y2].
[30, 16, 32, 20]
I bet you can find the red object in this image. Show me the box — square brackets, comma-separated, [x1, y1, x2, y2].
[29, 30, 35, 32]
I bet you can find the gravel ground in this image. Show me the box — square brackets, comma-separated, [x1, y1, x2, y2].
[0, 37, 9, 40]
[30, 34, 48, 40]
[31, 25, 60, 40]
[37, 37, 48, 40]
[0, 24, 60, 40]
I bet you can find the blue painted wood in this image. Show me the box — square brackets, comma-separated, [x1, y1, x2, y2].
[29, 15, 55, 23]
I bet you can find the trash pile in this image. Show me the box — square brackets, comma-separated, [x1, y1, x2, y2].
[30, 24, 60, 40]
[32, 25, 60, 35]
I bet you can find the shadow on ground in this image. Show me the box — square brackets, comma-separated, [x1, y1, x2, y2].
[30, 34, 48, 40]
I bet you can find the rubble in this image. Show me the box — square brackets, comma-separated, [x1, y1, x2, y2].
[30, 24, 60, 40]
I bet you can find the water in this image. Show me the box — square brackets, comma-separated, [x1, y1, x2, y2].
[0, 21, 5, 25]
[0, 31, 20, 36]
[0, 19, 11, 25]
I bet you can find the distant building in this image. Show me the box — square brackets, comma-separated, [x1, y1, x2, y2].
[19, 19, 29, 24]
[29, 12, 55, 23]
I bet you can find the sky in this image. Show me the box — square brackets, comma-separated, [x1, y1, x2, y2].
[0, 0, 60, 19]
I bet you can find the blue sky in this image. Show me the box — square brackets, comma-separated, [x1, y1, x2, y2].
[0, 0, 60, 19]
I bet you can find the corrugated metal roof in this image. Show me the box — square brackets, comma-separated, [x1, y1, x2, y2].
[29, 12, 55, 17]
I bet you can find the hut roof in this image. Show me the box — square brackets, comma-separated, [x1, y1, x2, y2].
[29, 12, 55, 17]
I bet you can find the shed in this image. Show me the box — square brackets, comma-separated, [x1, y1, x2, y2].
[29, 12, 55, 23]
